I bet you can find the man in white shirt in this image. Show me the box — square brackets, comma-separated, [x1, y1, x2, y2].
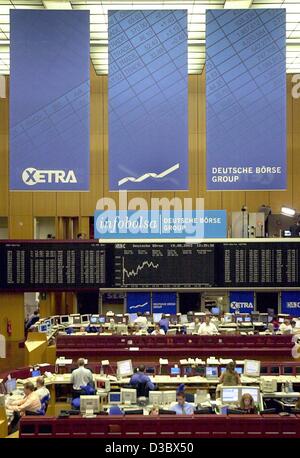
[134, 313, 148, 329]
[71, 358, 93, 396]
[151, 324, 165, 335]
[35, 376, 50, 401]
[198, 314, 218, 335]
[279, 319, 293, 334]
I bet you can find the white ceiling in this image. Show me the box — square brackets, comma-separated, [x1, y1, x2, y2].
[0, 0, 299, 75]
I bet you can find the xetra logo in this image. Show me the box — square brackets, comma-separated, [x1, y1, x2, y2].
[22, 168, 77, 186]
[230, 302, 253, 310]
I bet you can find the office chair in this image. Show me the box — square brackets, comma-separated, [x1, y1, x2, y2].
[136, 381, 149, 398]
[40, 394, 50, 414]
[109, 405, 123, 415]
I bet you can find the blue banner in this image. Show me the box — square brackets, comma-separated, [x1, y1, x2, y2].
[229, 291, 254, 313]
[10, 10, 90, 191]
[152, 292, 177, 314]
[108, 10, 188, 191]
[126, 292, 151, 314]
[94, 210, 227, 239]
[281, 292, 300, 317]
[206, 9, 286, 190]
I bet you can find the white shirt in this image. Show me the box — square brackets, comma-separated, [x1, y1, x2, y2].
[36, 386, 50, 401]
[71, 366, 93, 390]
[134, 316, 148, 329]
[279, 323, 293, 334]
[198, 322, 218, 335]
[151, 329, 165, 335]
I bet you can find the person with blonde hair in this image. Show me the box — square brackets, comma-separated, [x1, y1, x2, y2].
[240, 393, 257, 414]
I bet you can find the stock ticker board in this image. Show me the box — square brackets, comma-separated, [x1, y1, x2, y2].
[0, 241, 299, 290]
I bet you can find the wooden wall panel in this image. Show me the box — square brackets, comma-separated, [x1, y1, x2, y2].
[0, 72, 296, 231]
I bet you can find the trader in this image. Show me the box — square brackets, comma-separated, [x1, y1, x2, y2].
[35, 376, 50, 401]
[8, 382, 41, 432]
[71, 358, 93, 397]
[198, 314, 218, 335]
[171, 391, 194, 415]
[129, 364, 155, 393]
[279, 318, 293, 334]
[219, 361, 241, 386]
[134, 312, 148, 329]
[159, 314, 170, 332]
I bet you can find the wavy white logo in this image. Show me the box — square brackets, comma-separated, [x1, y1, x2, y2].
[129, 302, 148, 310]
[118, 163, 180, 187]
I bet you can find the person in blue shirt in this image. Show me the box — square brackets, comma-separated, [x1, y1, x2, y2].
[159, 314, 170, 333]
[129, 364, 155, 392]
[171, 391, 194, 415]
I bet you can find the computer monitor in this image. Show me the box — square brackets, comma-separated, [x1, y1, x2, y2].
[149, 391, 163, 406]
[187, 313, 194, 323]
[241, 387, 260, 404]
[5, 379, 17, 394]
[235, 316, 243, 323]
[99, 315, 106, 324]
[72, 315, 81, 324]
[90, 315, 99, 324]
[38, 324, 48, 333]
[115, 314, 124, 324]
[236, 367, 243, 375]
[109, 392, 121, 405]
[183, 366, 193, 376]
[129, 313, 138, 323]
[43, 319, 51, 329]
[80, 395, 100, 414]
[180, 315, 188, 324]
[211, 307, 220, 315]
[117, 360, 133, 378]
[278, 317, 285, 323]
[153, 313, 162, 323]
[60, 315, 70, 325]
[244, 360, 261, 377]
[162, 390, 177, 405]
[81, 314, 89, 324]
[224, 314, 232, 323]
[259, 314, 268, 324]
[170, 315, 178, 325]
[31, 369, 41, 377]
[121, 388, 137, 405]
[170, 367, 180, 376]
[244, 316, 252, 323]
[221, 387, 239, 404]
[205, 366, 218, 379]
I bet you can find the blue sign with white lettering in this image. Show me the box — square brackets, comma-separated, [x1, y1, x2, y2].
[126, 292, 151, 314]
[94, 210, 227, 239]
[281, 292, 300, 317]
[229, 291, 254, 313]
[152, 292, 177, 314]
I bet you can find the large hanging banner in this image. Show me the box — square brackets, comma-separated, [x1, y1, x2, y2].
[281, 292, 300, 317]
[126, 292, 151, 314]
[206, 9, 286, 190]
[10, 10, 90, 191]
[108, 10, 188, 191]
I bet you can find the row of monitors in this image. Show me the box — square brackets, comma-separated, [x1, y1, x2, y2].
[116, 359, 260, 379]
[37, 311, 280, 333]
[221, 386, 260, 404]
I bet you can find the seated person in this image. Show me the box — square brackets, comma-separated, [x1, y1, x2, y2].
[130, 364, 155, 393]
[134, 312, 148, 329]
[8, 382, 41, 432]
[239, 393, 257, 414]
[279, 319, 293, 334]
[219, 361, 241, 386]
[171, 391, 194, 415]
[131, 323, 147, 335]
[151, 324, 165, 335]
[149, 406, 159, 416]
[198, 314, 218, 335]
[35, 376, 50, 401]
[159, 314, 170, 333]
[71, 358, 93, 398]
[108, 318, 116, 332]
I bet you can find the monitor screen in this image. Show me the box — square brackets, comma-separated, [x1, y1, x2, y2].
[43, 319, 51, 328]
[81, 315, 89, 323]
[224, 315, 232, 323]
[31, 370, 41, 377]
[117, 360, 133, 378]
[221, 388, 239, 403]
[60, 316, 69, 324]
[244, 360, 260, 377]
[129, 313, 138, 322]
[241, 387, 260, 403]
[236, 317, 243, 323]
[72, 316, 81, 324]
[205, 366, 218, 378]
[149, 391, 163, 405]
[90, 316, 98, 324]
[38, 324, 48, 333]
[170, 367, 180, 376]
[184, 367, 193, 376]
[211, 307, 220, 315]
[99, 316, 106, 324]
[109, 392, 121, 404]
[153, 313, 162, 323]
[180, 315, 188, 324]
[278, 318, 284, 323]
[236, 367, 243, 375]
[244, 316, 251, 322]
[5, 379, 17, 393]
